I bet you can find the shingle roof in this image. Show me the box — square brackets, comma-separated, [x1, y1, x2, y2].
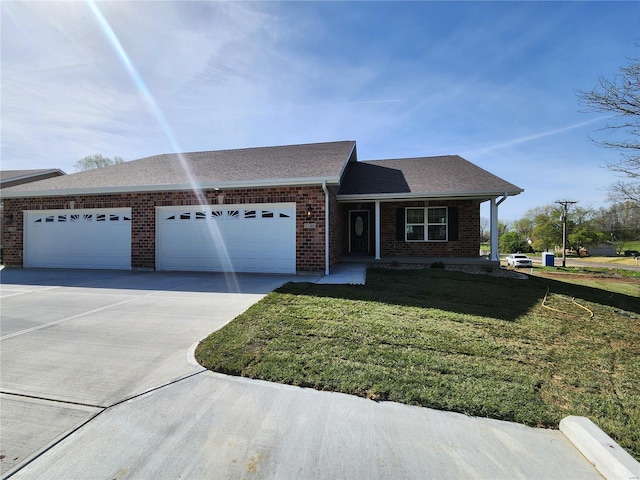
[338, 156, 522, 198]
[1, 143, 522, 200]
[2, 141, 357, 197]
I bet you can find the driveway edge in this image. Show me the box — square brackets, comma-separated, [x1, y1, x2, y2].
[1, 406, 104, 480]
[560, 416, 640, 480]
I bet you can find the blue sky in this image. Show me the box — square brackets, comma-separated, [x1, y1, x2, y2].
[2, 1, 638, 221]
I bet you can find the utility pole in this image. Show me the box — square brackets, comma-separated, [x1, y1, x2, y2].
[555, 200, 577, 267]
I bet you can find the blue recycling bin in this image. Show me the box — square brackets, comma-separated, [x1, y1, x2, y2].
[542, 252, 555, 266]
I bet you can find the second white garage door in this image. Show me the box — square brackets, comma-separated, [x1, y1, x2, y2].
[156, 203, 296, 273]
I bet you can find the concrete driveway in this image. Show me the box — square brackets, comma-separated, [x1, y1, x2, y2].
[1, 268, 628, 479]
[0, 268, 292, 477]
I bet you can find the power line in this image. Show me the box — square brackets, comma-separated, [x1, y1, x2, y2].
[555, 200, 578, 267]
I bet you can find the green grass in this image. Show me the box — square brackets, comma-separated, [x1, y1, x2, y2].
[527, 265, 640, 297]
[621, 240, 640, 252]
[532, 264, 640, 277]
[196, 268, 640, 460]
[543, 277, 638, 297]
[575, 256, 640, 267]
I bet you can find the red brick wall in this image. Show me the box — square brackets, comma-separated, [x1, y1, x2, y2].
[1, 186, 328, 272]
[328, 190, 343, 268]
[294, 187, 326, 272]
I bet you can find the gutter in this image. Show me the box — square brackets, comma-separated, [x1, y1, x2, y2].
[1, 176, 342, 199]
[322, 180, 330, 276]
[336, 190, 523, 202]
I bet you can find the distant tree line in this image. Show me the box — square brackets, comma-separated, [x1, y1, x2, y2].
[482, 201, 640, 254]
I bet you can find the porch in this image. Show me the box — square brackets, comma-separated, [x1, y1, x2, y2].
[338, 254, 500, 267]
[337, 199, 500, 263]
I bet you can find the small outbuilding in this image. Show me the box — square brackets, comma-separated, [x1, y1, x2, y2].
[585, 242, 617, 257]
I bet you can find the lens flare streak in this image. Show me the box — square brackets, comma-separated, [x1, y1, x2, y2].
[86, 0, 239, 290]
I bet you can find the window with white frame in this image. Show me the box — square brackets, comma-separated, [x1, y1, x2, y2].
[405, 207, 448, 241]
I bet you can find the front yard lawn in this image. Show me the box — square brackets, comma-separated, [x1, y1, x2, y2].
[195, 267, 640, 460]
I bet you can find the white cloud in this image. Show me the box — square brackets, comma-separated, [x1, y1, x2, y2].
[1, 1, 285, 168]
[459, 117, 608, 158]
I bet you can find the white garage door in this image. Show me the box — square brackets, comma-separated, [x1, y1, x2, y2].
[157, 203, 296, 273]
[24, 208, 132, 269]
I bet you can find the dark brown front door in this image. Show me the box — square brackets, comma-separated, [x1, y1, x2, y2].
[349, 210, 369, 254]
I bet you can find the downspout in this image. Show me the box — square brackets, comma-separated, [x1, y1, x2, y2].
[374, 200, 381, 260]
[322, 181, 330, 276]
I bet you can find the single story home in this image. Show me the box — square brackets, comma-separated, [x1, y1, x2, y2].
[1, 141, 522, 274]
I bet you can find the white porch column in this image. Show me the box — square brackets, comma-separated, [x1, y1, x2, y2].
[490, 197, 499, 261]
[374, 200, 381, 260]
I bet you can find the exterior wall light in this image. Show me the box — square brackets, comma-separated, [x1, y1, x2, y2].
[214, 188, 224, 205]
[306, 204, 313, 218]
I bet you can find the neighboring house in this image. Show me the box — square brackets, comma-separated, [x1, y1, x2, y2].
[1, 169, 66, 189]
[1, 169, 66, 258]
[0, 141, 522, 274]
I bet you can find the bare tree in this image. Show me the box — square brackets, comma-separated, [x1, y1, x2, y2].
[479, 217, 489, 242]
[577, 57, 640, 203]
[74, 154, 124, 171]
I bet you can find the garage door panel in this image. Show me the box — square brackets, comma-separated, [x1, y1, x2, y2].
[162, 255, 224, 271]
[157, 203, 296, 274]
[274, 245, 293, 257]
[223, 223, 244, 238]
[24, 209, 131, 270]
[249, 242, 270, 256]
[48, 253, 129, 269]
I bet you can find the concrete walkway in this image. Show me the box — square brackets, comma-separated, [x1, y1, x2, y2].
[290, 263, 368, 285]
[316, 263, 367, 285]
[7, 373, 603, 480]
[0, 269, 293, 477]
[1, 268, 636, 479]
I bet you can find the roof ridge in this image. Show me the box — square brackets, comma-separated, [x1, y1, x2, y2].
[361, 154, 463, 163]
[146, 140, 357, 159]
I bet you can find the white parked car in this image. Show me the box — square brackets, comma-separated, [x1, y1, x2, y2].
[506, 254, 533, 268]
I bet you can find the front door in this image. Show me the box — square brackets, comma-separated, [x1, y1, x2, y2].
[349, 210, 370, 254]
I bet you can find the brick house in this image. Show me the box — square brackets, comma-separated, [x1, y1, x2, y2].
[1, 141, 522, 274]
